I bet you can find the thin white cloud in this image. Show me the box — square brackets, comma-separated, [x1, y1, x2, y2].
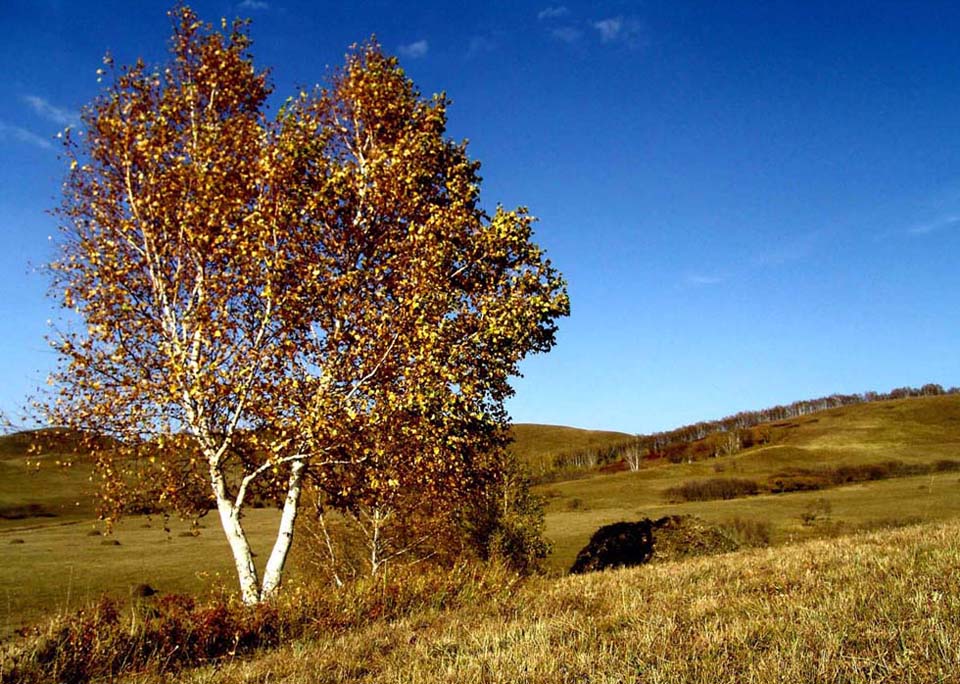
[908, 215, 960, 235]
[538, 6, 569, 20]
[592, 17, 623, 42]
[21, 95, 79, 127]
[549, 26, 582, 44]
[0, 120, 53, 150]
[467, 35, 497, 57]
[592, 16, 647, 48]
[398, 39, 429, 59]
[237, 0, 269, 10]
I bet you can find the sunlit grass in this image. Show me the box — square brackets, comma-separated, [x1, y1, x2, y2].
[536, 394, 960, 570]
[120, 519, 960, 683]
[2, 394, 959, 642]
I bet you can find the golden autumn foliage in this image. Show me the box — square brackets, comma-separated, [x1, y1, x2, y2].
[44, 7, 567, 603]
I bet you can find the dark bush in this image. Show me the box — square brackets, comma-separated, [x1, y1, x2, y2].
[768, 474, 829, 493]
[130, 584, 157, 598]
[664, 477, 761, 502]
[569, 516, 740, 574]
[768, 460, 930, 494]
[569, 520, 655, 574]
[0, 503, 56, 520]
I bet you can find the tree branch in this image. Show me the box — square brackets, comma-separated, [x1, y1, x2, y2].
[343, 331, 399, 403]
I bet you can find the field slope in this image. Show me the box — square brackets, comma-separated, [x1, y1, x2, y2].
[137, 519, 960, 683]
[538, 394, 960, 569]
[1, 394, 958, 636]
[508, 423, 631, 474]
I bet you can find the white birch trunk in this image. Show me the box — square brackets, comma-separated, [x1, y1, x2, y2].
[261, 459, 305, 599]
[210, 465, 261, 604]
[624, 444, 643, 471]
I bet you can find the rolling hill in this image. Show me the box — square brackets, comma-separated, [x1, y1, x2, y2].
[1, 393, 959, 637]
[126, 519, 960, 683]
[508, 423, 632, 475]
[537, 393, 960, 569]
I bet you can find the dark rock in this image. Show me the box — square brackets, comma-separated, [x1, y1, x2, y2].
[131, 583, 158, 598]
[569, 515, 739, 574]
[569, 520, 655, 574]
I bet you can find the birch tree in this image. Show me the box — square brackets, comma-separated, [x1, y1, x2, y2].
[279, 43, 567, 578]
[48, 9, 340, 604]
[45, 9, 567, 604]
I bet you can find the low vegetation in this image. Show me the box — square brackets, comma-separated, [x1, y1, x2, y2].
[538, 393, 960, 569]
[665, 458, 960, 502]
[0, 563, 522, 684]
[2, 392, 960, 681]
[508, 424, 631, 478]
[664, 476, 761, 502]
[5, 519, 958, 683]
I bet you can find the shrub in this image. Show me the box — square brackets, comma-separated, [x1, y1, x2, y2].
[1, 562, 523, 684]
[768, 474, 830, 493]
[0, 503, 56, 520]
[649, 515, 739, 562]
[570, 520, 655, 574]
[460, 453, 552, 576]
[297, 451, 552, 582]
[3, 593, 283, 684]
[721, 517, 773, 547]
[664, 477, 761, 502]
[799, 498, 832, 526]
[570, 516, 740, 574]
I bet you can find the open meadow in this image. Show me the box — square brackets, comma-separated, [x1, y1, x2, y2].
[2, 393, 960, 681]
[538, 394, 960, 569]
[120, 518, 960, 684]
[3, 5, 959, 681]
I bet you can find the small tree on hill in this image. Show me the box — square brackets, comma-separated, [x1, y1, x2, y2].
[278, 43, 567, 580]
[45, 7, 567, 604]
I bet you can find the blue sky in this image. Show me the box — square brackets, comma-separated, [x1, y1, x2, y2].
[2, 1, 959, 434]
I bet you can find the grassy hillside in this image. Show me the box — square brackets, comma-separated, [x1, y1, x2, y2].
[508, 423, 632, 475]
[106, 519, 960, 683]
[0, 422, 628, 527]
[538, 394, 960, 570]
[0, 430, 99, 526]
[1, 394, 958, 637]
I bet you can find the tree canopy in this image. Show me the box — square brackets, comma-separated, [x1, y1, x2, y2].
[45, 6, 568, 603]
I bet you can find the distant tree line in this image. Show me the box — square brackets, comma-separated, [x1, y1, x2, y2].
[546, 384, 956, 476]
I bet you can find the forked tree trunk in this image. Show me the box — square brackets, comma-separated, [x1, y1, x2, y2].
[261, 460, 305, 599]
[212, 479, 261, 604]
[210, 459, 306, 604]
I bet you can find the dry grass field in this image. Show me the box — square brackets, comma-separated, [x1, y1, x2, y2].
[115, 519, 960, 683]
[537, 394, 960, 569]
[1, 394, 959, 682]
[508, 423, 632, 475]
